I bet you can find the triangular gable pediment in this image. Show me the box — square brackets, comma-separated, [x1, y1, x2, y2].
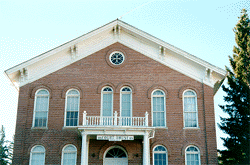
[5, 19, 226, 94]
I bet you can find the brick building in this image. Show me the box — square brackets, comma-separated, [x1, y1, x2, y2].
[5, 20, 226, 165]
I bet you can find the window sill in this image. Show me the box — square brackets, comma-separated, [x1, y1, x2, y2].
[31, 127, 48, 130]
[62, 126, 79, 129]
[183, 127, 200, 130]
[153, 127, 168, 129]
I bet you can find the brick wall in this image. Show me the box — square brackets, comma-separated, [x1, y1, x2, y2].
[12, 42, 217, 164]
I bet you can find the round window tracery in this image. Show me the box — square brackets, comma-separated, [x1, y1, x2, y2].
[105, 146, 127, 158]
[109, 52, 125, 65]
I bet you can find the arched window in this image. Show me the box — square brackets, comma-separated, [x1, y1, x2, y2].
[65, 89, 80, 126]
[120, 87, 132, 126]
[30, 145, 45, 165]
[152, 90, 166, 127]
[101, 87, 113, 116]
[185, 146, 200, 165]
[153, 145, 168, 165]
[61, 144, 77, 165]
[103, 146, 128, 164]
[33, 89, 49, 128]
[105, 146, 127, 158]
[101, 87, 113, 125]
[183, 90, 198, 128]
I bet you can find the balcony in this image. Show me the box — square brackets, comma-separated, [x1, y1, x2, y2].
[82, 111, 149, 127]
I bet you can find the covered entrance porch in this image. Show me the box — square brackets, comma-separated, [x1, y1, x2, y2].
[78, 127, 154, 165]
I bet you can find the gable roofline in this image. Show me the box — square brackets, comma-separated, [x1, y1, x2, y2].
[117, 20, 225, 75]
[5, 19, 226, 93]
[5, 19, 118, 74]
[5, 19, 225, 75]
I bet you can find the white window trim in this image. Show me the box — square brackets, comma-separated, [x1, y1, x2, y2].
[182, 89, 199, 128]
[61, 144, 77, 165]
[120, 86, 132, 118]
[100, 86, 113, 117]
[185, 145, 201, 165]
[151, 89, 167, 128]
[32, 89, 50, 128]
[29, 145, 46, 165]
[64, 89, 80, 127]
[109, 51, 125, 65]
[103, 145, 128, 158]
[153, 145, 168, 165]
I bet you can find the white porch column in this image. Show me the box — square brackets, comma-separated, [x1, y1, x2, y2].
[81, 131, 88, 165]
[143, 131, 150, 165]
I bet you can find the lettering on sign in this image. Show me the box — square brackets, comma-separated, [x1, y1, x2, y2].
[97, 135, 134, 141]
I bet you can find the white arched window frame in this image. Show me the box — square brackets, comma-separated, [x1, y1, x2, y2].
[185, 146, 201, 165]
[33, 89, 49, 128]
[120, 87, 132, 126]
[61, 144, 77, 165]
[101, 87, 113, 117]
[101, 87, 113, 125]
[30, 145, 46, 165]
[183, 90, 198, 128]
[151, 90, 166, 127]
[153, 145, 168, 165]
[64, 89, 80, 127]
[104, 146, 128, 158]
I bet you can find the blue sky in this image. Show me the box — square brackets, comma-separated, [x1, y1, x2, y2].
[0, 0, 249, 150]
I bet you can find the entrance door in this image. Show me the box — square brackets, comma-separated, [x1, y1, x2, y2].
[103, 146, 128, 165]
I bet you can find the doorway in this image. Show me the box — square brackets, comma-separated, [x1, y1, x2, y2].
[103, 146, 128, 165]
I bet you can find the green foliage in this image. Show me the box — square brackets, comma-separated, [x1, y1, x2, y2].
[0, 126, 12, 165]
[218, 9, 250, 165]
[231, 9, 250, 86]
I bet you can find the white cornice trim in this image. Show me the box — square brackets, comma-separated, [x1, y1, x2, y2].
[118, 21, 226, 75]
[5, 20, 118, 75]
[5, 19, 226, 90]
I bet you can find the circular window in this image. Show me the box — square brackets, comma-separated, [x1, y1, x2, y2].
[109, 52, 125, 65]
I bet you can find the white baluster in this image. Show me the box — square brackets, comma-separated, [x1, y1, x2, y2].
[145, 112, 148, 127]
[83, 111, 87, 126]
[114, 111, 118, 126]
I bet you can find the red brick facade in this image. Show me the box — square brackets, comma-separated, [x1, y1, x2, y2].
[12, 42, 218, 164]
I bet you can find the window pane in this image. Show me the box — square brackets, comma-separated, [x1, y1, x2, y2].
[184, 97, 196, 112]
[184, 91, 195, 96]
[153, 103, 165, 127]
[62, 145, 77, 165]
[184, 93, 197, 127]
[66, 112, 78, 126]
[36, 96, 49, 111]
[121, 93, 131, 117]
[154, 146, 166, 151]
[35, 112, 48, 127]
[31, 153, 45, 165]
[34, 94, 49, 127]
[37, 90, 49, 95]
[32, 146, 45, 152]
[103, 87, 112, 91]
[103, 93, 112, 116]
[154, 153, 167, 165]
[67, 96, 79, 111]
[66, 93, 79, 126]
[67, 90, 79, 95]
[63, 153, 76, 165]
[122, 87, 131, 92]
[186, 147, 200, 165]
[152, 90, 166, 127]
[153, 90, 164, 95]
[30, 146, 45, 165]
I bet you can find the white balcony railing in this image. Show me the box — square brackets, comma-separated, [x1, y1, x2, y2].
[82, 111, 149, 127]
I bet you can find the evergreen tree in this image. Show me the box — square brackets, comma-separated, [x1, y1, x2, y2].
[231, 9, 250, 86]
[0, 126, 11, 165]
[218, 9, 250, 165]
